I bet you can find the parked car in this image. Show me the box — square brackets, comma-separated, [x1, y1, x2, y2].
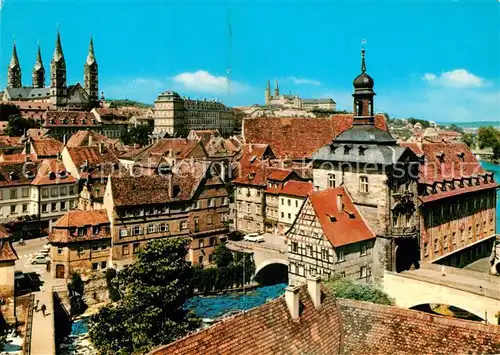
[31, 254, 49, 265]
[243, 233, 264, 243]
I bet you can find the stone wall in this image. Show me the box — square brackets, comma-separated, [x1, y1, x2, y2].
[83, 273, 109, 306]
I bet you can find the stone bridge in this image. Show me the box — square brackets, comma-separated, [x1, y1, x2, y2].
[383, 262, 500, 324]
[227, 238, 289, 278]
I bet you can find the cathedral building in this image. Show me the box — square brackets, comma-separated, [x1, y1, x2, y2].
[264, 80, 336, 111]
[3, 30, 99, 110]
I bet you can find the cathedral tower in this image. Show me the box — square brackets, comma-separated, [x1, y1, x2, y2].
[352, 48, 375, 124]
[50, 28, 67, 106]
[32, 41, 45, 88]
[84, 35, 98, 103]
[265, 80, 271, 105]
[274, 79, 280, 97]
[7, 40, 22, 88]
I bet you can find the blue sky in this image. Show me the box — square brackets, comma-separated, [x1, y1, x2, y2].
[1, 0, 499, 122]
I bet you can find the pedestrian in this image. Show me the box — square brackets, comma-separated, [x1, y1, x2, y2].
[35, 300, 39, 312]
[41, 304, 46, 317]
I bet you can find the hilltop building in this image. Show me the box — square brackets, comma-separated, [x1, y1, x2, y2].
[153, 91, 235, 137]
[3, 30, 99, 110]
[264, 80, 336, 111]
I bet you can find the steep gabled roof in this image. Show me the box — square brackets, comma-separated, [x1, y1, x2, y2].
[308, 187, 375, 247]
[31, 159, 76, 185]
[0, 238, 18, 262]
[66, 130, 109, 147]
[31, 138, 63, 157]
[53, 209, 109, 228]
[280, 180, 313, 198]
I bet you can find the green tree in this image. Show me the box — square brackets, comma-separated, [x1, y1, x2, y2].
[477, 126, 500, 159]
[0, 103, 20, 122]
[448, 124, 464, 133]
[106, 268, 121, 302]
[212, 243, 233, 267]
[462, 133, 475, 148]
[108, 99, 152, 109]
[324, 276, 393, 305]
[89, 238, 200, 354]
[121, 124, 154, 147]
[5, 115, 41, 137]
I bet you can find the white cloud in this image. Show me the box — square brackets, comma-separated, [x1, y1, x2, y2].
[288, 76, 321, 86]
[173, 70, 248, 94]
[422, 69, 485, 88]
[102, 77, 167, 103]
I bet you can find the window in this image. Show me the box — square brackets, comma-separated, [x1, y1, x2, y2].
[119, 228, 128, 238]
[424, 242, 429, 256]
[209, 237, 216, 246]
[237, 202, 242, 212]
[92, 263, 99, 270]
[133, 226, 143, 235]
[10, 205, 16, 214]
[337, 250, 345, 262]
[122, 244, 129, 255]
[321, 249, 329, 261]
[291, 241, 298, 253]
[101, 243, 108, 250]
[295, 200, 298, 208]
[60, 187, 67, 196]
[434, 238, 439, 252]
[360, 244, 367, 256]
[306, 245, 313, 257]
[51, 203, 58, 212]
[101, 261, 107, 269]
[199, 239, 204, 248]
[209, 254, 214, 263]
[281, 198, 284, 205]
[340, 271, 346, 278]
[42, 204, 48, 213]
[281, 212, 284, 218]
[207, 216, 212, 225]
[209, 199, 215, 208]
[147, 224, 155, 234]
[57, 247, 64, 255]
[22, 188, 29, 198]
[247, 204, 250, 213]
[69, 185, 75, 195]
[92, 226, 99, 235]
[78, 227, 86, 236]
[180, 220, 188, 230]
[328, 173, 336, 188]
[60, 201, 67, 211]
[360, 176, 369, 193]
[92, 243, 99, 251]
[51, 187, 58, 197]
[287, 199, 291, 206]
[222, 197, 228, 206]
[287, 213, 291, 219]
[360, 266, 370, 279]
[133, 243, 140, 254]
[41, 188, 49, 198]
[78, 246, 84, 254]
[443, 235, 448, 249]
[10, 189, 17, 199]
[198, 255, 203, 265]
[159, 223, 169, 232]
[22, 204, 28, 213]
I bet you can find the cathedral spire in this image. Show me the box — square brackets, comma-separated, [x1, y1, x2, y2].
[53, 27, 65, 62]
[352, 48, 375, 122]
[274, 79, 279, 96]
[32, 40, 45, 88]
[361, 48, 366, 73]
[86, 34, 96, 66]
[7, 39, 22, 88]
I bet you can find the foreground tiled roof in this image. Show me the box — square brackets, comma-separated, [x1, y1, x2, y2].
[243, 114, 388, 159]
[31, 159, 76, 185]
[110, 161, 208, 207]
[280, 180, 313, 197]
[151, 286, 343, 355]
[0, 238, 18, 262]
[66, 130, 109, 147]
[53, 210, 109, 228]
[308, 187, 375, 247]
[31, 138, 63, 157]
[338, 299, 500, 354]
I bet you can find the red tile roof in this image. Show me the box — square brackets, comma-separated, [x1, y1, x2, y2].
[53, 210, 109, 228]
[43, 111, 98, 127]
[31, 138, 63, 157]
[308, 187, 375, 247]
[67, 146, 120, 168]
[150, 285, 343, 355]
[66, 130, 109, 148]
[243, 114, 388, 159]
[0, 238, 18, 262]
[280, 180, 313, 197]
[132, 139, 206, 163]
[338, 298, 500, 355]
[267, 168, 294, 181]
[0, 162, 39, 187]
[420, 181, 499, 204]
[399, 141, 424, 156]
[31, 159, 76, 186]
[0, 225, 9, 239]
[0, 153, 37, 163]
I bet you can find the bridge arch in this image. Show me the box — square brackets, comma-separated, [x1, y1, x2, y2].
[383, 271, 500, 324]
[254, 258, 289, 276]
[254, 259, 289, 286]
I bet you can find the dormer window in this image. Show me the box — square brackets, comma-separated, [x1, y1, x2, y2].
[72, 118, 76, 124]
[49, 119, 55, 124]
[343, 145, 352, 155]
[359, 146, 367, 156]
[9, 172, 15, 180]
[78, 227, 86, 236]
[457, 152, 465, 162]
[436, 152, 445, 164]
[48, 171, 56, 180]
[57, 170, 67, 179]
[330, 144, 337, 154]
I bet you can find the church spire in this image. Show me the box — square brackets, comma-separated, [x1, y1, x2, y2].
[361, 48, 366, 73]
[274, 79, 279, 96]
[53, 27, 65, 63]
[32, 41, 45, 88]
[352, 48, 375, 123]
[86, 35, 96, 66]
[7, 39, 22, 88]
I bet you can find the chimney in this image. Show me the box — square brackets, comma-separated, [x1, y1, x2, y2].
[307, 275, 322, 309]
[168, 175, 173, 198]
[285, 285, 300, 319]
[249, 143, 252, 153]
[336, 194, 344, 212]
[98, 142, 103, 154]
[63, 134, 67, 146]
[88, 133, 93, 147]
